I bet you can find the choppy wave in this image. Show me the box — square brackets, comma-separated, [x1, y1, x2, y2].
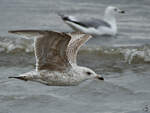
[0, 36, 150, 64]
[0, 36, 34, 53]
[81, 45, 150, 64]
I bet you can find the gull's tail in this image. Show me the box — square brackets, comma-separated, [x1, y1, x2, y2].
[8, 76, 28, 81]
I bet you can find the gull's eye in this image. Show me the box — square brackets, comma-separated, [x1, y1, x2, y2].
[86, 71, 92, 76]
[114, 8, 118, 11]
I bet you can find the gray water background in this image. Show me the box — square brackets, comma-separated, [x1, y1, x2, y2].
[0, 0, 150, 113]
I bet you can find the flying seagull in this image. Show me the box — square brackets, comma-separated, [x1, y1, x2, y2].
[8, 30, 104, 86]
[59, 6, 125, 36]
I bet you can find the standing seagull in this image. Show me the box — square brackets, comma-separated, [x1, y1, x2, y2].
[8, 30, 104, 86]
[59, 6, 125, 36]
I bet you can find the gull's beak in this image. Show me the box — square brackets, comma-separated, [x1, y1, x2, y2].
[95, 75, 104, 81]
[118, 10, 125, 14]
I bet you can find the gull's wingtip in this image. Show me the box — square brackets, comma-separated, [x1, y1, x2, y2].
[8, 30, 24, 34]
[57, 13, 76, 22]
[8, 30, 16, 33]
[58, 14, 70, 21]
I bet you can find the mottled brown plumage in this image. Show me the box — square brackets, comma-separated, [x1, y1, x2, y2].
[9, 30, 91, 71]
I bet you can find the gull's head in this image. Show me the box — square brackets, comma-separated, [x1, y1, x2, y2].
[77, 66, 104, 81]
[105, 6, 125, 15]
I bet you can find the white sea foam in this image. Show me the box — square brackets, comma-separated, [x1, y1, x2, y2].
[0, 37, 34, 53]
[0, 36, 150, 64]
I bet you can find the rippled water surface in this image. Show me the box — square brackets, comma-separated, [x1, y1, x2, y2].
[0, 0, 150, 113]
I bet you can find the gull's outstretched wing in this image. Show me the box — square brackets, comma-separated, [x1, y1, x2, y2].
[9, 30, 72, 71]
[67, 32, 92, 65]
[79, 18, 111, 28]
[60, 15, 111, 29]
